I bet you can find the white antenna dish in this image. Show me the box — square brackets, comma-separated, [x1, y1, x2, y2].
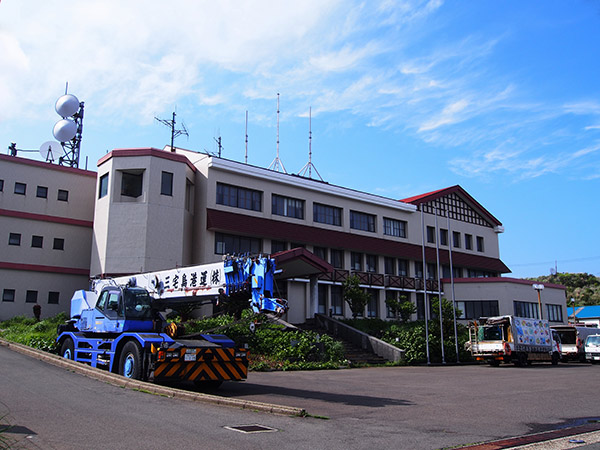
[53, 118, 77, 142]
[39, 141, 61, 162]
[55, 94, 80, 118]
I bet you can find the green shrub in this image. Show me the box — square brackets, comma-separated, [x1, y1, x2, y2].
[0, 313, 69, 353]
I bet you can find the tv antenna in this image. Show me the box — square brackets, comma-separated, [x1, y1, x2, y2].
[268, 93, 287, 173]
[53, 83, 84, 167]
[155, 111, 189, 152]
[214, 136, 224, 158]
[298, 106, 323, 181]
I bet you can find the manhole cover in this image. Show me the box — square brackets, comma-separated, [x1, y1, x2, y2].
[225, 425, 278, 434]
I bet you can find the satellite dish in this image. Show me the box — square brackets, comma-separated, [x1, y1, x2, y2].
[55, 94, 80, 117]
[53, 119, 77, 142]
[39, 141, 61, 162]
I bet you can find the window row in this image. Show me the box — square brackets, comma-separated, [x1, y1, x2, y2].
[514, 301, 564, 322]
[8, 233, 65, 250]
[214, 234, 498, 281]
[215, 182, 408, 236]
[426, 226, 485, 252]
[98, 170, 175, 199]
[0, 179, 69, 201]
[2, 289, 60, 304]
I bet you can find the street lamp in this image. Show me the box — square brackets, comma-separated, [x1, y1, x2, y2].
[571, 297, 576, 324]
[533, 284, 544, 319]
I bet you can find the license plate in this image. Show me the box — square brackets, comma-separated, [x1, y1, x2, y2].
[184, 353, 196, 362]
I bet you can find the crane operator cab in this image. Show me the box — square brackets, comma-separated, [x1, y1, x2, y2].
[78, 286, 155, 333]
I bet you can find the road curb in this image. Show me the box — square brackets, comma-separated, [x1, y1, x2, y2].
[0, 338, 305, 417]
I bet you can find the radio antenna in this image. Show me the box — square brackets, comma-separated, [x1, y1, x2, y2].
[298, 106, 323, 181]
[155, 111, 189, 152]
[245, 110, 248, 164]
[268, 93, 287, 173]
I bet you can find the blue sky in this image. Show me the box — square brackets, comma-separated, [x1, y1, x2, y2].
[1, 1, 599, 278]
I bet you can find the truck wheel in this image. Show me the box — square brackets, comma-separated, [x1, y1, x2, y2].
[60, 338, 74, 360]
[516, 353, 527, 367]
[119, 341, 143, 380]
[551, 352, 559, 365]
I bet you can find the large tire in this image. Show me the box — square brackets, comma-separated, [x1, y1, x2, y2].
[551, 352, 559, 365]
[119, 341, 143, 380]
[515, 353, 527, 367]
[60, 338, 74, 360]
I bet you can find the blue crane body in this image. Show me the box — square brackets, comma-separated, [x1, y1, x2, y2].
[56, 256, 287, 384]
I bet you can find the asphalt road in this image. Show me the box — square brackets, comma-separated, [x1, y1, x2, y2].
[1, 344, 599, 450]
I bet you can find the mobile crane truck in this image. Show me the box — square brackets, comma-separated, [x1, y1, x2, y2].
[56, 255, 288, 386]
[468, 315, 561, 366]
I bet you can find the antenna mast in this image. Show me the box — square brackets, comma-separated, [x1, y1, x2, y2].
[268, 93, 287, 173]
[155, 111, 189, 152]
[245, 110, 248, 164]
[298, 106, 323, 181]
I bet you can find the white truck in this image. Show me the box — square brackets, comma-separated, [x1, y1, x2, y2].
[551, 324, 599, 362]
[468, 315, 561, 366]
[584, 334, 600, 363]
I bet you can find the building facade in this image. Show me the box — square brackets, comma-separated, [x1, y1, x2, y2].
[1, 147, 567, 324]
[0, 154, 96, 320]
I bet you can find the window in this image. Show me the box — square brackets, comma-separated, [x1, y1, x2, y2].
[331, 285, 343, 315]
[453, 231, 461, 248]
[457, 300, 499, 319]
[414, 262, 423, 279]
[216, 183, 262, 211]
[36, 186, 48, 198]
[350, 211, 376, 232]
[384, 257, 395, 275]
[426, 263, 436, 280]
[48, 292, 60, 305]
[367, 290, 378, 318]
[0, 179, 3, 191]
[26, 290, 38, 303]
[318, 284, 328, 315]
[271, 240, 287, 254]
[53, 238, 65, 250]
[476, 236, 485, 252]
[426, 226, 435, 243]
[351, 252, 363, 271]
[2, 289, 15, 302]
[453, 267, 463, 278]
[313, 246, 327, 261]
[14, 182, 26, 195]
[8, 233, 21, 246]
[57, 189, 69, 201]
[398, 259, 408, 276]
[31, 235, 43, 248]
[98, 173, 109, 199]
[272, 194, 304, 219]
[313, 203, 342, 226]
[185, 179, 194, 211]
[514, 301, 540, 319]
[383, 218, 407, 238]
[121, 172, 143, 198]
[366, 254, 377, 273]
[330, 249, 343, 269]
[386, 291, 397, 318]
[161, 171, 173, 196]
[215, 232, 261, 255]
[440, 229, 448, 246]
[465, 234, 473, 250]
[547, 304, 564, 322]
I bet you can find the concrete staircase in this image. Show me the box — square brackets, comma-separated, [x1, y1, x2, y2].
[299, 318, 390, 366]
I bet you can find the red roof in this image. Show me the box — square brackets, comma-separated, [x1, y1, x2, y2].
[401, 185, 502, 227]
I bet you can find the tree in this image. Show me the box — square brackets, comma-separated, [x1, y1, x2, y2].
[529, 273, 600, 306]
[385, 294, 416, 322]
[342, 275, 370, 319]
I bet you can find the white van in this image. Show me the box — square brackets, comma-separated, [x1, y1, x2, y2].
[584, 334, 600, 363]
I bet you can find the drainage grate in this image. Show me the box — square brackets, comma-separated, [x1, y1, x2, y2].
[225, 425, 278, 434]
